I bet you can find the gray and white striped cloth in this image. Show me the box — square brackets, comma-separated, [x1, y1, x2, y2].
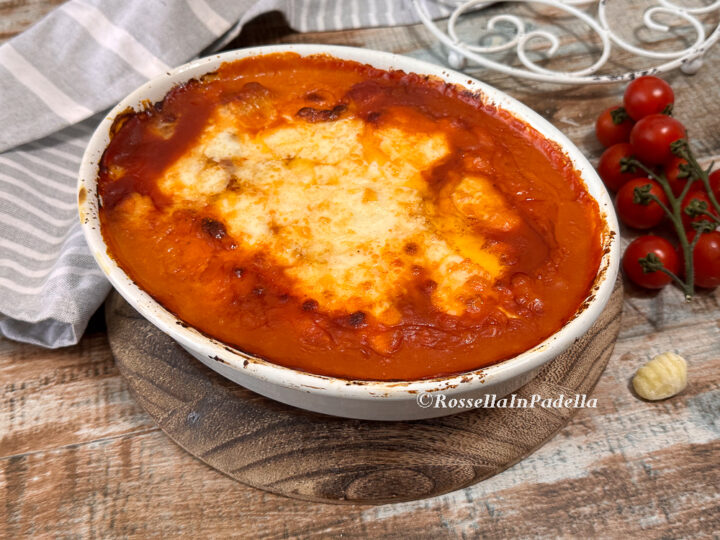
[0, 0, 456, 347]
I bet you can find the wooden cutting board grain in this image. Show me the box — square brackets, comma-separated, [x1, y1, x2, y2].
[104, 279, 623, 504]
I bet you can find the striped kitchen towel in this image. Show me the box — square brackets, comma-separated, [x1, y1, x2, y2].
[0, 0, 456, 348]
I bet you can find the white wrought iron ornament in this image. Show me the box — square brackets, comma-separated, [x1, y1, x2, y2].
[412, 0, 720, 83]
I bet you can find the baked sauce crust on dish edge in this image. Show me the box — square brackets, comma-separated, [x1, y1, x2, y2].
[97, 53, 604, 381]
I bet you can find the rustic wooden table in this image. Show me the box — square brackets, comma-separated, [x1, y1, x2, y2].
[1, 2, 718, 538]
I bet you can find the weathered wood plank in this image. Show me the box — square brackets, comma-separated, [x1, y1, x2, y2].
[1, 1, 718, 537]
[1, 306, 717, 536]
[1, 314, 717, 537]
[0, 333, 156, 459]
[0, 0, 65, 42]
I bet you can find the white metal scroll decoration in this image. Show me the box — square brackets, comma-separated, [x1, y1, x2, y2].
[412, 0, 720, 83]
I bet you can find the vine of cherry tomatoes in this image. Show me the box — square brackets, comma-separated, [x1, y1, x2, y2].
[595, 75, 720, 295]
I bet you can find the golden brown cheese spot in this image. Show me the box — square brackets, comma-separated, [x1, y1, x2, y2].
[218, 81, 277, 129]
[153, 107, 509, 322]
[159, 153, 231, 200]
[262, 118, 362, 164]
[452, 175, 521, 232]
[149, 116, 177, 140]
[117, 192, 154, 218]
[377, 127, 450, 172]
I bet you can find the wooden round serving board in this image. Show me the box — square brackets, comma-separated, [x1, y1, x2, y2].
[106, 278, 622, 505]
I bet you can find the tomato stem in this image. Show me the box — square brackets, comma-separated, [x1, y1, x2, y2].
[696, 210, 720, 225]
[672, 140, 720, 218]
[610, 107, 629, 125]
[646, 192, 672, 217]
[638, 253, 686, 290]
[659, 266, 687, 290]
[627, 157, 695, 300]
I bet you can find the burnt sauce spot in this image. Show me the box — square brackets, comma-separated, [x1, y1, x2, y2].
[242, 81, 269, 94]
[302, 299, 318, 312]
[403, 242, 418, 255]
[348, 311, 366, 327]
[304, 91, 326, 102]
[422, 280, 438, 294]
[201, 218, 226, 240]
[221, 81, 271, 103]
[210, 355, 229, 365]
[296, 104, 347, 123]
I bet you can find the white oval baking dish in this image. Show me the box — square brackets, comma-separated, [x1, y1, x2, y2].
[78, 44, 619, 421]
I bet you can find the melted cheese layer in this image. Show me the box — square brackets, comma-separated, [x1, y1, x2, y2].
[157, 105, 519, 321]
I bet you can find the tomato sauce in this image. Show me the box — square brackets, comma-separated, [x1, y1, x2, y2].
[98, 53, 604, 380]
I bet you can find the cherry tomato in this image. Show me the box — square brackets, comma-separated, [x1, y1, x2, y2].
[616, 178, 668, 229]
[623, 76, 674, 121]
[681, 191, 719, 230]
[685, 231, 720, 288]
[597, 143, 643, 191]
[664, 156, 693, 197]
[595, 106, 634, 147]
[709, 169, 720, 201]
[623, 235, 679, 289]
[630, 114, 686, 165]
